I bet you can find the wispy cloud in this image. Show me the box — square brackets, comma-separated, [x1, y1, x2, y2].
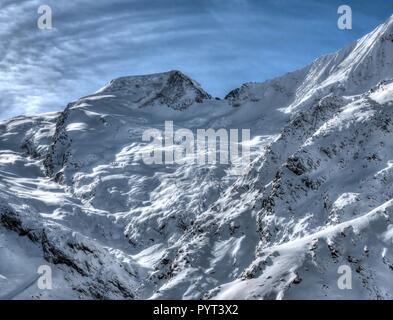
[0, 0, 391, 119]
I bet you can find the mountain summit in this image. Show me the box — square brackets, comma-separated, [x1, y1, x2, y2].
[96, 70, 212, 110]
[226, 15, 393, 113]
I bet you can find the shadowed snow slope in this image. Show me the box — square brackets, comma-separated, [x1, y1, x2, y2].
[1, 16, 393, 299]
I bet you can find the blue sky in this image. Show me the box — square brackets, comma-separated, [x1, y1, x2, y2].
[0, 0, 392, 119]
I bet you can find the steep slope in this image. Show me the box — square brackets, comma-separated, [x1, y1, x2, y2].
[206, 86, 393, 299]
[226, 15, 393, 114]
[0, 114, 140, 299]
[1, 16, 393, 300]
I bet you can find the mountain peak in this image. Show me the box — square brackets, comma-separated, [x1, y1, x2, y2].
[224, 16, 393, 113]
[373, 14, 393, 37]
[95, 70, 212, 110]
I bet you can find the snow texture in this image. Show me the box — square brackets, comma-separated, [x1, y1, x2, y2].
[1, 16, 393, 299]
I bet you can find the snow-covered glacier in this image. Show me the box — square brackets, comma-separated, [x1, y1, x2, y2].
[1, 16, 393, 300]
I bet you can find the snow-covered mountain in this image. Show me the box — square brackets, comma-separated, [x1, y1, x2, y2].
[1, 16, 393, 300]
